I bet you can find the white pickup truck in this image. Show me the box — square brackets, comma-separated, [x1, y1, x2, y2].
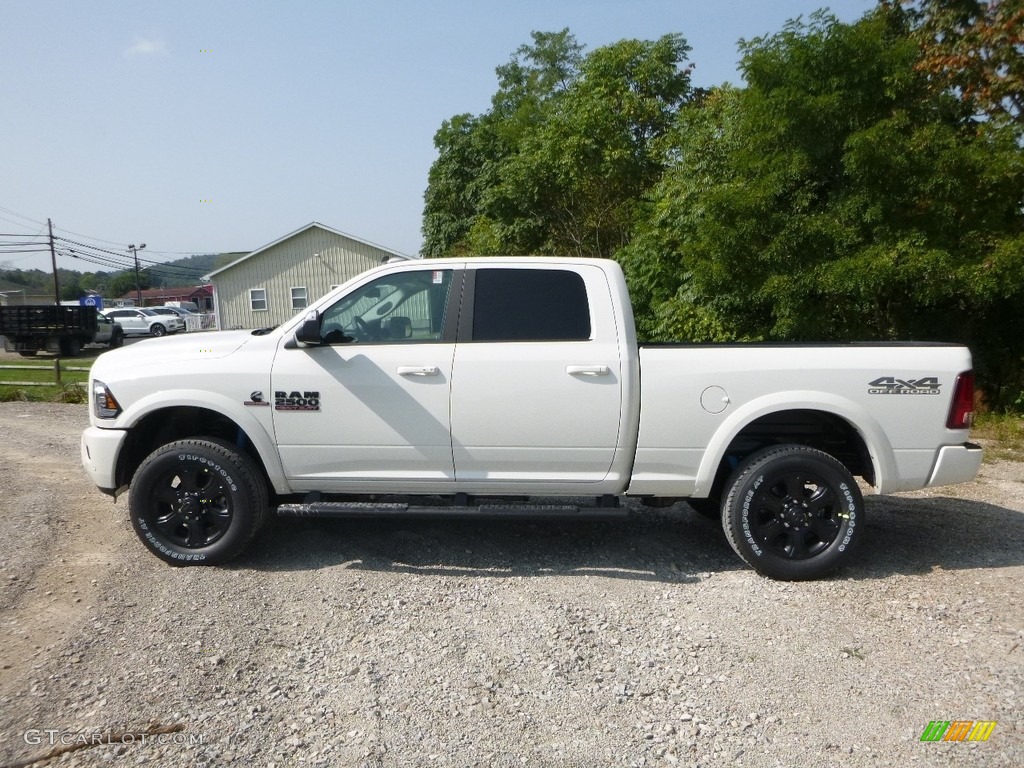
[81, 258, 982, 579]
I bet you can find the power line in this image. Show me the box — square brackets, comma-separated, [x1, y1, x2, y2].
[0, 213, 44, 232]
[1, 207, 217, 280]
[55, 236, 130, 259]
[54, 236, 208, 274]
[59, 248, 209, 282]
[0, 205, 47, 227]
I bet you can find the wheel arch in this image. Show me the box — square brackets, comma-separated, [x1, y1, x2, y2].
[695, 397, 892, 500]
[115, 405, 286, 496]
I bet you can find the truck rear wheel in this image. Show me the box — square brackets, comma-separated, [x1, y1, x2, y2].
[128, 439, 268, 566]
[722, 445, 863, 581]
[59, 337, 81, 357]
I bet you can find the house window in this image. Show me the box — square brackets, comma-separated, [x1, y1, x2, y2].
[290, 286, 308, 310]
[250, 288, 268, 312]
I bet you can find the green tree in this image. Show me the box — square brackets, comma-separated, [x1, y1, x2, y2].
[60, 276, 83, 301]
[893, 0, 1023, 137]
[108, 271, 150, 299]
[422, 29, 693, 258]
[621, 9, 1024, 405]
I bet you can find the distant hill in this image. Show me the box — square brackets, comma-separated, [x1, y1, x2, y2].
[143, 254, 214, 286]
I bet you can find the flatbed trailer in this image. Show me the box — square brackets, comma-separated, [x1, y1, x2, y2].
[0, 305, 118, 356]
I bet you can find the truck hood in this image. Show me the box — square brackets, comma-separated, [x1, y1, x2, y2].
[94, 330, 257, 369]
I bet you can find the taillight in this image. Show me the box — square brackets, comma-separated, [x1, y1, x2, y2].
[946, 371, 974, 430]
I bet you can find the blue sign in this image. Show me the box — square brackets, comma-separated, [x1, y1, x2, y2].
[80, 295, 104, 310]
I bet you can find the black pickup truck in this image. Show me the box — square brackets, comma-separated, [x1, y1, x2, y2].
[0, 305, 122, 356]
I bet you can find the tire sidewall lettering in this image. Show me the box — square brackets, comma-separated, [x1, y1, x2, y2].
[837, 481, 857, 552]
[139, 526, 208, 561]
[741, 477, 764, 557]
[176, 453, 238, 493]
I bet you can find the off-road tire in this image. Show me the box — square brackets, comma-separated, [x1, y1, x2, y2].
[128, 438, 268, 566]
[722, 444, 863, 580]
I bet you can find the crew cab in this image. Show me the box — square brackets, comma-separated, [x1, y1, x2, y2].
[80, 258, 982, 579]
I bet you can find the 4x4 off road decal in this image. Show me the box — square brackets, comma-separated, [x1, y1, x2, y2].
[275, 390, 321, 411]
[868, 377, 941, 395]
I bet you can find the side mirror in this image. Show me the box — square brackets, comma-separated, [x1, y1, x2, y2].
[294, 313, 322, 346]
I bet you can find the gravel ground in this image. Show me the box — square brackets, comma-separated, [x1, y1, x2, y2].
[0, 401, 1021, 768]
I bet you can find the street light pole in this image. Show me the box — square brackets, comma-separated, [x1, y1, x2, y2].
[128, 243, 146, 306]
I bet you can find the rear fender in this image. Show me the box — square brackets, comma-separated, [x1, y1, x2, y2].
[694, 391, 893, 496]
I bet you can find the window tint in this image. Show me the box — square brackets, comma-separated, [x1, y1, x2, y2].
[319, 269, 454, 344]
[472, 269, 591, 342]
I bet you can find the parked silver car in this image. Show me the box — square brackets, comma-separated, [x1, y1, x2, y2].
[102, 308, 183, 337]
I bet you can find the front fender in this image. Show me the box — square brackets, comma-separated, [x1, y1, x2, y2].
[111, 389, 290, 495]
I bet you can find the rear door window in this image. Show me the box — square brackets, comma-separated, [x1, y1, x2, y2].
[471, 269, 591, 342]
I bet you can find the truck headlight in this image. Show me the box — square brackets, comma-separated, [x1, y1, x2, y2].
[92, 380, 122, 419]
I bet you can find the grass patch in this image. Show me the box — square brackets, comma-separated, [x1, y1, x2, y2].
[0, 358, 88, 403]
[0, 359, 89, 388]
[0, 385, 49, 402]
[0, 383, 88, 402]
[973, 412, 1024, 462]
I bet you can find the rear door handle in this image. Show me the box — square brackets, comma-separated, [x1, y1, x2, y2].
[398, 366, 440, 377]
[566, 365, 610, 377]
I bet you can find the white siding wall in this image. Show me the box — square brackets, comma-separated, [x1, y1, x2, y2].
[213, 228, 396, 329]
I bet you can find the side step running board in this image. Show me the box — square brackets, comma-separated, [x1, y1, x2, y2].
[277, 501, 628, 520]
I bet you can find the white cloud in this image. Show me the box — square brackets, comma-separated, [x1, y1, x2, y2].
[124, 37, 168, 58]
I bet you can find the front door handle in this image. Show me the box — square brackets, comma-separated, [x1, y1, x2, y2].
[566, 365, 611, 377]
[398, 366, 440, 377]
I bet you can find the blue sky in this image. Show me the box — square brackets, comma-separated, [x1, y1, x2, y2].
[1, 0, 874, 274]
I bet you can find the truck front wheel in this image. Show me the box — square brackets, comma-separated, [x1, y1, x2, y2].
[128, 439, 268, 566]
[722, 445, 863, 581]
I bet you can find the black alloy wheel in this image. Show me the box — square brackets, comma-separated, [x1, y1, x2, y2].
[129, 439, 267, 565]
[722, 444, 863, 580]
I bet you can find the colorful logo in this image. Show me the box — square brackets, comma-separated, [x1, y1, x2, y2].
[920, 721, 996, 742]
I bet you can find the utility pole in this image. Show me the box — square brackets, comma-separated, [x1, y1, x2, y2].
[48, 218, 60, 304]
[128, 243, 146, 306]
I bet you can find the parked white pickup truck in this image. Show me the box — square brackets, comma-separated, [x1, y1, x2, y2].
[81, 258, 982, 579]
